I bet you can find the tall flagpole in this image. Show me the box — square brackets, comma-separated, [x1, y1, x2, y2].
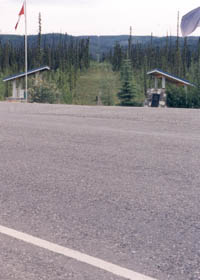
[24, 0, 28, 102]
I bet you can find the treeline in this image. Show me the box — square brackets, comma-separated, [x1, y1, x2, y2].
[1, 30, 200, 107]
[105, 34, 200, 108]
[0, 33, 90, 102]
[0, 34, 90, 73]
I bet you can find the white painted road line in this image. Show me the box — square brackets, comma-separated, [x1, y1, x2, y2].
[0, 225, 157, 280]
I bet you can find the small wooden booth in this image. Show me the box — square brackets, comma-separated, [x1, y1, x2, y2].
[3, 66, 50, 101]
[146, 69, 194, 107]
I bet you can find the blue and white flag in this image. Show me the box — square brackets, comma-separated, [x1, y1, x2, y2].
[181, 7, 200, 37]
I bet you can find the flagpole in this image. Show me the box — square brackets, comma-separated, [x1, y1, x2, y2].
[24, 0, 28, 102]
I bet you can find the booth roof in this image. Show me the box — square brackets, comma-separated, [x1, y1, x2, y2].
[147, 69, 195, 87]
[3, 66, 50, 82]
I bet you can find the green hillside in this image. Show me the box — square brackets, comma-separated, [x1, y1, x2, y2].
[0, 33, 199, 58]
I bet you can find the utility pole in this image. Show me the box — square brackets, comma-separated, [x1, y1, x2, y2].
[177, 11, 180, 38]
[128, 26, 132, 59]
[176, 11, 181, 77]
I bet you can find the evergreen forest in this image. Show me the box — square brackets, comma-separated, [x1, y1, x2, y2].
[1, 27, 200, 108]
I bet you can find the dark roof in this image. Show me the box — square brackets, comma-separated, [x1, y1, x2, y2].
[147, 69, 194, 87]
[3, 66, 50, 82]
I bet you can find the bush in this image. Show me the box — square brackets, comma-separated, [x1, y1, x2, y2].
[167, 85, 200, 108]
[29, 78, 60, 104]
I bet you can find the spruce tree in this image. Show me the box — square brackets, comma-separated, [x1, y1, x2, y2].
[117, 58, 138, 106]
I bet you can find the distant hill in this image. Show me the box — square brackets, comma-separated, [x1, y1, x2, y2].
[0, 33, 199, 59]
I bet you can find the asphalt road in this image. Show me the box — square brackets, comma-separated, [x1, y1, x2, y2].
[0, 102, 200, 280]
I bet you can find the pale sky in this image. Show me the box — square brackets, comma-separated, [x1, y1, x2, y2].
[1, 0, 200, 37]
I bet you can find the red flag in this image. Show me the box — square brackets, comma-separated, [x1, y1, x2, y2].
[15, 3, 25, 30]
[19, 4, 24, 16]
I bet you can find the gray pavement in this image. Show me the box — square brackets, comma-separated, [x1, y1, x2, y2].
[0, 102, 200, 280]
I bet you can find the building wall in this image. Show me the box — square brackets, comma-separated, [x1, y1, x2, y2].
[12, 79, 25, 99]
[145, 88, 167, 107]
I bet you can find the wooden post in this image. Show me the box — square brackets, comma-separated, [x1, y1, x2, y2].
[162, 77, 166, 89]
[12, 80, 17, 98]
[184, 85, 188, 107]
[155, 77, 158, 89]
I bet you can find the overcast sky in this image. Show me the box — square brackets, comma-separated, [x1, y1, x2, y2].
[1, 0, 200, 37]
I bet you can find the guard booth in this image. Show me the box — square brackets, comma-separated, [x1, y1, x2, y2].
[3, 66, 50, 102]
[145, 69, 194, 107]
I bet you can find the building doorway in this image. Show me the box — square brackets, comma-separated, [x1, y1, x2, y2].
[151, 94, 160, 107]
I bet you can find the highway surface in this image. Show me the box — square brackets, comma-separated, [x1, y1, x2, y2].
[0, 102, 200, 280]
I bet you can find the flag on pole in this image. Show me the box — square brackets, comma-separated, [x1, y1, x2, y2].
[15, 0, 28, 102]
[181, 7, 200, 37]
[15, 3, 25, 30]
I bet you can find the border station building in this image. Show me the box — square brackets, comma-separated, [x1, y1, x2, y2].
[146, 69, 194, 107]
[3, 66, 50, 101]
